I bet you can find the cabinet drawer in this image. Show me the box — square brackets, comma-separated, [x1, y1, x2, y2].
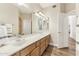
[36, 40, 40, 47]
[40, 38, 46, 43]
[20, 43, 36, 56]
[31, 47, 40, 56]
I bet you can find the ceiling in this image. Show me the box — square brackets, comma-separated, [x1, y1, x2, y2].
[15, 3, 56, 14]
[40, 3, 56, 8]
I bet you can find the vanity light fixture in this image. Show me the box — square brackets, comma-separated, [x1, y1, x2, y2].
[17, 3, 29, 8]
[38, 12, 48, 19]
[35, 13, 41, 17]
[34, 11, 48, 20]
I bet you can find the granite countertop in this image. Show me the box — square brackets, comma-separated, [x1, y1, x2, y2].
[0, 32, 50, 56]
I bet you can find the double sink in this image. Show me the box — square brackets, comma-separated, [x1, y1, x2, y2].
[0, 32, 50, 56]
[0, 34, 40, 47]
[0, 36, 28, 47]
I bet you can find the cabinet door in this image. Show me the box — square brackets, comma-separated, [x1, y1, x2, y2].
[41, 37, 46, 43]
[31, 47, 40, 56]
[46, 39, 48, 48]
[46, 36, 50, 48]
[36, 40, 40, 47]
[40, 41, 46, 55]
[20, 43, 36, 56]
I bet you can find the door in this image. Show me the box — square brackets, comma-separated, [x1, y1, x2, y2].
[23, 19, 31, 34]
[69, 15, 77, 40]
[57, 13, 69, 48]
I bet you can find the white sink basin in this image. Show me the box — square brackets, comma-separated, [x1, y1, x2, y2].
[10, 39, 26, 46]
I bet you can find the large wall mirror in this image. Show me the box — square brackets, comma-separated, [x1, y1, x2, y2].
[32, 12, 49, 33]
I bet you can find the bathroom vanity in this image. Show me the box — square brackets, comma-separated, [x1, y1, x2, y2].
[12, 35, 50, 56]
[0, 32, 50, 56]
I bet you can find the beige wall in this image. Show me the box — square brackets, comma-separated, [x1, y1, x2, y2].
[76, 4, 79, 9]
[60, 4, 65, 13]
[64, 3, 76, 13]
[0, 4, 19, 35]
[59, 3, 76, 13]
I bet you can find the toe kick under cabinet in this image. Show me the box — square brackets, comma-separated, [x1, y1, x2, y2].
[12, 35, 50, 56]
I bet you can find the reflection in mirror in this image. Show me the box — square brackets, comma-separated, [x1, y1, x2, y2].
[32, 12, 49, 33]
[38, 17, 43, 30]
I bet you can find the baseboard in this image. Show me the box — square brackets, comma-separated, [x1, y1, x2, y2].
[49, 43, 58, 47]
[69, 37, 76, 42]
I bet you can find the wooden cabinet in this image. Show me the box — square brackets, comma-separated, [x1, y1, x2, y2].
[11, 35, 50, 56]
[46, 35, 50, 48]
[36, 40, 40, 47]
[40, 35, 50, 55]
[31, 47, 39, 56]
[40, 36, 46, 55]
[41, 37, 46, 43]
[20, 43, 36, 56]
[40, 42, 46, 55]
[46, 38, 49, 48]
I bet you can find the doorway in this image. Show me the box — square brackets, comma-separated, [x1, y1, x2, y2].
[68, 15, 77, 40]
[19, 16, 23, 35]
[68, 15, 77, 55]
